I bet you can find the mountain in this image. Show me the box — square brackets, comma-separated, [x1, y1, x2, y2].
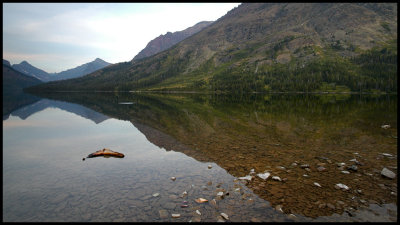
[133, 21, 213, 60]
[28, 3, 397, 93]
[11, 58, 111, 82]
[48, 58, 111, 81]
[3, 63, 43, 117]
[3, 63, 43, 93]
[12, 61, 51, 81]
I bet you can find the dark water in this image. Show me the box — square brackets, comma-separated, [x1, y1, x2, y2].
[3, 92, 397, 222]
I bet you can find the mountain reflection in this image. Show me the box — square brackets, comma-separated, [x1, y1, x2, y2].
[3, 92, 109, 124]
[24, 91, 397, 218]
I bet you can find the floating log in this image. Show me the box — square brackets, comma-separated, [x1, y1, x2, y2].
[87, 148, 124, 158]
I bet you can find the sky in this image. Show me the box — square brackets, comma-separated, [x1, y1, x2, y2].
[3, 3, 240, 73]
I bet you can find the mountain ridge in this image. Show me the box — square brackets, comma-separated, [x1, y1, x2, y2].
[10, 58, 111, 82]
[133, 21, 213, 61]
[27, 3, 397, 93]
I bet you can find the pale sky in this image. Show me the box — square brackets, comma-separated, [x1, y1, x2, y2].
[3, 3, 241, 73]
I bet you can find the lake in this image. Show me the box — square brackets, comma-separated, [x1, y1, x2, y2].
[3, 92, 397, 222]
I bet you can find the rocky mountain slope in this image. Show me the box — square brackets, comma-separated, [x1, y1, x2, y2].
[133, 21, 213, 60]
[28, 3, 397, 93]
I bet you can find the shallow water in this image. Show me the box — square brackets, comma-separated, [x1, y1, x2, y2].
[3, 92, 397, 222]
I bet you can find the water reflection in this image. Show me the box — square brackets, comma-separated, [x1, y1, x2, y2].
[3, 91, 397, 221]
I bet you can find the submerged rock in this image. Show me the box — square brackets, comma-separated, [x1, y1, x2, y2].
[381, 167, 396, 179]
[314, 182, 322, 187]
[220, 213, 229, 220]
[239, 175, 253, 181]
[335, 183, 349, 191]
[257, 172, 270, 180]
[272, 176, 281, 181]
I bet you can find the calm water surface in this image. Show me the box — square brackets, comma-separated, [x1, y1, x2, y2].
[3, 92, 397, 222]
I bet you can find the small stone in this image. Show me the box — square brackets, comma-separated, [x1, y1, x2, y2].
[335, 183, 349, 191]
[208, 165, 212, 169]
[171, 214, 181, 218]
[359, 199, 367, 204]
[220, 213, 229, 220]
[238, 175, 253, 181]
[337, 162, 346, 167]
[257, 172, 270, 180]
[390, 192, 397, 196]
[382, 153, 393, 157]
[152, 193, 160, 197]
[196, 210, 201, 215]
[305, 168, 311, 172]
[381, 167, 396, 179]
[217, 192, 224, 197]
[288, 214, 297, 220]
[276, 166, 286, 170]
[210, 199, 217, 207]
[381, 124, 390, 129]
[356, 189, 362, 194]
[195, 198, 208, 203]
[300, 164, 310, 168]
[272, 176, 281, 181]
[159, 210, 169, 219]
[182, 191, 188, 196]
[181, 205, 189, 208]
[291, 162, 298, 166]
[317, 166, 327, 172]
[341, 171, 350, 174]
[303, 174, 309, 177]
[250, 217, 262, 222]
[326, 203, 335, 210]
[347, 165, 358, 172]
[314, 182, 322, 187]
[275, 205, 283, 213]
[171, 177, 176, 181]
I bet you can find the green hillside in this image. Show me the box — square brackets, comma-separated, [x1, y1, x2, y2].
[27, 3, 397, 93]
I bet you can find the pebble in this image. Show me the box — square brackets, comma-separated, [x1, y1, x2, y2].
[291, 162, 298, 166]
[250, 217, 262, 222]
[341, 171, 350, 174]
[381, 124, 390, 129]
[276, 166, 286, 170]
[356, 189, 362, 194]
[303, 174, 309, 177]
[314, 182, 322, 187]
[335, 183, 349, 191]
[152, 193, 160, 197]
[171, 214, 181, 218]
[181, 205, 189, 208]
[275, 205, 283, 213]
[347, 165, 358, 172]
[381, 153, 393, 157]
[210, 199, 217, 207]
[217, 192, 224, 197]
[250, 168, 255, 174]
[238, 175, 253, 181]
[208, 165, 212, 169]
[300, 164, 310, 168]
[159, 210, 169, 219]
[272, 176, 281, 181]
[305, 168, 311, 172]
[327, 203, 335, 210]
[381, 167, 396, 179]
[220, 213, 229, 220]
[171, 177, 176, 181]
[196, 210, 201, 215]
[195, 198, 208, 203]
[257, 172, 270, 180]
[337, 162, 346, 167]
[317, 166, 327, 172]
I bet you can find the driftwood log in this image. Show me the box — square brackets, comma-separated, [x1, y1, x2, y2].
[86, 148, 125, 158]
